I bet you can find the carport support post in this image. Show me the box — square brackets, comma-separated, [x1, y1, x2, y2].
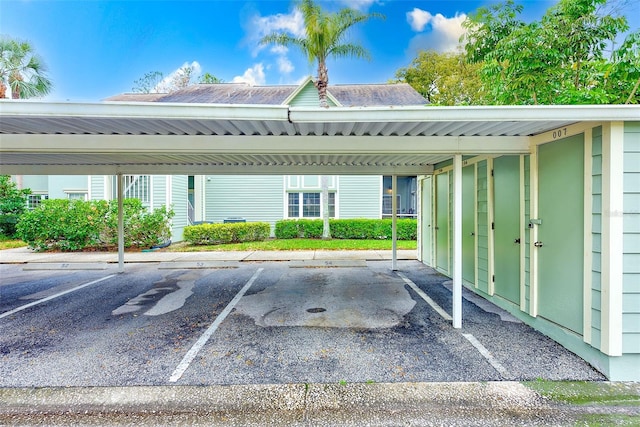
[117, 173, 124, 273]
[453, 154, 462, 328]
[392, 174, 398, 271]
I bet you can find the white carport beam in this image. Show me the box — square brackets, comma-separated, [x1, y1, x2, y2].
[453, 154, 463, 329]
[392, 175, 398, 271]
[117, 173, 124, 273]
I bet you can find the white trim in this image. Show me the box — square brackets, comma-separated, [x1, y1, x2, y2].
[600, 122, 624, 356]
[519, 155, 526, 310]
[529, 147, 539, 317]
[583, 128, 593, 345]
[453, 154, 463, 329]
[473, 162, 479, 289]
[86, 176, 92, 201]
[487, 157, 495, 296]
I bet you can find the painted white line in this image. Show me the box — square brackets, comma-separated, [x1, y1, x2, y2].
[169, 267, 264, 383]
[0, 275, 116, 320]
[462, 333, 511, 379]
[396, 271, 453, 321]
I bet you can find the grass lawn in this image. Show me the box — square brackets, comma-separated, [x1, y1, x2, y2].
[169, 239, 417, 252]
[0, 236, 27, 250]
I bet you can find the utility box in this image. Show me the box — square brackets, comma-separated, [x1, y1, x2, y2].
[224, 217, 246, 223]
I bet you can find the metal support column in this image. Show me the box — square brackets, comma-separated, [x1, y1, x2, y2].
[117, 173, 124, 273]
[392, 174, 398, 271]
[453, 155, 463, 328]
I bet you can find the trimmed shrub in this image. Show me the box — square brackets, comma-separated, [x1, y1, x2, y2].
[0, 175, 31, 238]
[183, 222, 270, 245]
[16, 198, 173, 252]
[274, 218, 417, 240]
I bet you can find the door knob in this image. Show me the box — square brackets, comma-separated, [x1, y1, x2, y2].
[514, 238, 521, 244]
[534, 241, 543, 247]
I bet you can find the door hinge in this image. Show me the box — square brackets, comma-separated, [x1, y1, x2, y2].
[491, 169, 494, 177]
[492, 275, 495, 282]
[491, 222, 495, 230]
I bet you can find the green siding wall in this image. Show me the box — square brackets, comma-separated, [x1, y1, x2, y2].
[623, 122, 640, 353]
[205, 175, 284, 231]
[289, 84, 338, 107]
[476, 161, 490, 293]
[337, 176, 381, 218]
[171, 175, 188, 242]
[591, 127, 603, 349]
[90, 176, 105, 200]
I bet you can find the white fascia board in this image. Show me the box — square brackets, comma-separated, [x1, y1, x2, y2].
[0, 134, 530, 155]
[289, 105, 640, 123]
[0, 100, 290, 121]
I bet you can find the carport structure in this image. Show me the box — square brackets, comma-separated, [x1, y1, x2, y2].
[1, 101, 639, 380]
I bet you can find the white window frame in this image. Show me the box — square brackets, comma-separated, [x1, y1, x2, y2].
[286, 191, 336, 218]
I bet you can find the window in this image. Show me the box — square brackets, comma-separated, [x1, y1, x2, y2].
[66, 191, 88, 201]
[288, 193, 300, 217]
[303, 193, 320, 217]
[288, 192, 335, 218]
[27, 194, 48, 210]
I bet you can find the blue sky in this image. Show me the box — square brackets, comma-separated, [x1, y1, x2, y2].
[1, 0, 638, 101]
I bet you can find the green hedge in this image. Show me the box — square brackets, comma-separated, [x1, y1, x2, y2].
[275, 218, 417, 240]
[16, 199, 174, 252]
[183, 222, 270, 245]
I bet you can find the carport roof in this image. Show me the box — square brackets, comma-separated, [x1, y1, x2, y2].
[0, 101, 638, 175]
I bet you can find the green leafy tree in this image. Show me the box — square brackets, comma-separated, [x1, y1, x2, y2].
[132, 71, 164, 93]
[261, 0, 383, 238]
[0, 175, 31, 237]
[394, 50, 485, 105]
[199, 72, 223, 84]
[0, 36, 52, 99]
[462, 0, 631, 104]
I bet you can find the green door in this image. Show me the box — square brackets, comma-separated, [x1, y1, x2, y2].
[421, 176, 433, 266]
[462, 165, 476, 284]
[537, 135, 584, 334]
[435, 172, 449, 273]
[493, 156, 521, 304]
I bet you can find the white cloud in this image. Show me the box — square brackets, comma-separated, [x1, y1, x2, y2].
[406, 9, 467, 53]
[277, 56, 295, 74]
[233, 63, 266, 86]
[338, 0, 378, 11]
[155, 61, 202, 92]
[249, 8, 305, 56]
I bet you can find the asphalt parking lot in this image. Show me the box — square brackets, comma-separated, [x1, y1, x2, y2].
[0, 255, 605, 388]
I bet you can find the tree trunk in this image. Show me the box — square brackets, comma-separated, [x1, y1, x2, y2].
[321, 175, 331, 240]
[316, 60, 329, 108]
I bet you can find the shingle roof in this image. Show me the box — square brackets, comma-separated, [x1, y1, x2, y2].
[105, 82, 427, 106]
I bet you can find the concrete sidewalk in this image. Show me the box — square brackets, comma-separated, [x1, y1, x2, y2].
[0, 247, 417, 264]
[1, 381, 638, 426]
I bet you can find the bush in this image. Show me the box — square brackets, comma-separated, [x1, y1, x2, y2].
[16, 198, 174, 252]
[0, 175, 31, 238]
[274, 218, 417, 240]
[183, 222, 270, 245]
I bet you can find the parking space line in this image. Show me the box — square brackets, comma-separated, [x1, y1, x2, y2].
[395, 271, 453, 321]
[462, 333, 511, 379]
[0, 275, 116, 320]
[169, 267, 264, 383]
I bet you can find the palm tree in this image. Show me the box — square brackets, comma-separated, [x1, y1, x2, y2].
[0, 36, 52, 99]
[261, 0, 383, 238]
[261, 0, 383, 108]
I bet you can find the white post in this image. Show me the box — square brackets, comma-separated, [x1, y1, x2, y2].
[117, 173, 124, 273]
[453, 155, 463, 328]
[392, 174, 398, 271]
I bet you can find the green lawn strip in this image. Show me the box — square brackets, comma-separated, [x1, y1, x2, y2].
[169, 239, 417, 252]
[574, 413, 640, 426]
[523, 380, 640, 406]
[0, 236, 27, 250]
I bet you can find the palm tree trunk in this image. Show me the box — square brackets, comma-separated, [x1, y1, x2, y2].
[321, 175, 331, 239]
[316, 61, 329, 108]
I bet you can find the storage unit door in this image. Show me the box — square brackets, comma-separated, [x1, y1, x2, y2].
[462, 165, 476, 284]
[493, 156, 521, 304]
[537, 135, 584, 334]
[435, 172, 450, 273]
